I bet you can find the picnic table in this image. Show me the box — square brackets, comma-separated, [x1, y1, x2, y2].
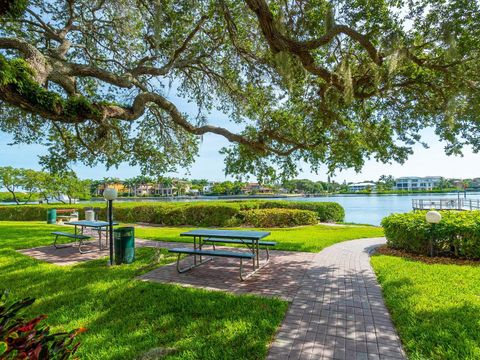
[52, 220, 118, 253]
[55, 209, 79, 224]
[169, 229, 276, 280]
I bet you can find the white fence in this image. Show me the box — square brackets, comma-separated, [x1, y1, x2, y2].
[412, 198, 480, 210]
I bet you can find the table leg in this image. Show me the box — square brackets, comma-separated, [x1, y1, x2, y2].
[193, 236, 197, 265]
[256, 239, 260, 268]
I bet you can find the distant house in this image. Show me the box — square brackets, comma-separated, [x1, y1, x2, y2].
[242, 182, 272, 194]
[347, 182, 377, 192]
[188, 188, 199, 195]
[394, 176, 442, 191]
[135, 183, 154, 196]
[151, 183, 174, 196]
[97, 182, 128, 196]
[203, 182, 218, 194]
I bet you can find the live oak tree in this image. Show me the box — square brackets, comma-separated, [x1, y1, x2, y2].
[0, 0, 479, 179]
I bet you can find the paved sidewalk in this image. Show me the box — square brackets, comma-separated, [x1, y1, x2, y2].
[138, 249, 315, 301]
[17, 239, 180, 266]
[267, 237, 405, 360]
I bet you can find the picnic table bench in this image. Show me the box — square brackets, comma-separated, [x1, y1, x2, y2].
[52, 231, 91, 253]
[51, 220, 118, 253]
[169, 229, 275, 280]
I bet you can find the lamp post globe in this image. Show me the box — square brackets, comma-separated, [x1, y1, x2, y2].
[103, 187, 118, 265]
[103, 187, 118, 201]
[426, 210, 442, 224]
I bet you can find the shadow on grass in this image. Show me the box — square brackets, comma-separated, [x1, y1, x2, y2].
[0, 246, 287, 360]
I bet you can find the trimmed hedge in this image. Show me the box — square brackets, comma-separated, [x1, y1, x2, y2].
[0, 200, 344, 227]
[235, 200, 345, 223]
[241, 209, 318, 228]
[382, 211, 480, 259]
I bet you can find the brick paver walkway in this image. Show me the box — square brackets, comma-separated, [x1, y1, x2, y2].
[268, 237, 406, 360]
[138, 249, 315, 301]
[18, 239, 178, 266]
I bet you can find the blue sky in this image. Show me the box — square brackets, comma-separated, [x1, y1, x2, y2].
[1, 88, 479, 183]
[2, 125, 479, 183]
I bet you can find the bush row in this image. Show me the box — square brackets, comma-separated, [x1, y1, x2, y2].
[0, 200, 344, 227]
[382, 211, 480, 259]
[240, 208, 318, 228]
[233, 200, 345, 223]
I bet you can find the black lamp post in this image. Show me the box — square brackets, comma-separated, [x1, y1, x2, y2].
[103, 187, 118, 265]
[426, 210, 442, 257]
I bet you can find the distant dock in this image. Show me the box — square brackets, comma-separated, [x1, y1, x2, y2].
[412, 198, 480, 210]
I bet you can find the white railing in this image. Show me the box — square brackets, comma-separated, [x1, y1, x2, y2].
[412, 198, 480, 210]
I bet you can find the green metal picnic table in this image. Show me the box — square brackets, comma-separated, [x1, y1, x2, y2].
[169, 229, 276, 280]
[66, 220, 119, 251]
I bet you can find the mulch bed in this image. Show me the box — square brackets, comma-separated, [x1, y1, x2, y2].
[374, 245, 480, 266]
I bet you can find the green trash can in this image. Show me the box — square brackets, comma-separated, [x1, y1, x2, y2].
[114, 227, 135, 265]
[47, 209, 57, 224]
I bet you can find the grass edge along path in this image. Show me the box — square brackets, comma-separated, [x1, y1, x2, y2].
[371, 254, 480, 360]
[134, 223, 384, 253]
[0, 221, 287, 359]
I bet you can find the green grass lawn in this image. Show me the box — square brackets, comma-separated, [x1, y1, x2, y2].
[135, 224, 384, 252]
[0, 221, 287, 359]
[371, 255, 480, 360]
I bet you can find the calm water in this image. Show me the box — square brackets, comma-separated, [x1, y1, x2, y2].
[110, 192, 479, 225]
[5, 192, 479, 226]
[293, 192, 480, 225]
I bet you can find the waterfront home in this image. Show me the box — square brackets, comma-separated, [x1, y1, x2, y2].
[347, 182, 377, 192]
[96, 182, 128, 196]
[394, 176, 441, 191]
[242, 182, 273, 194]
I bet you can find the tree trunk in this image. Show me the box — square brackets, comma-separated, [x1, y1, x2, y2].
[5, 186, 19, 205]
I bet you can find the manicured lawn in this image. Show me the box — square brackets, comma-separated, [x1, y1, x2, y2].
[371, 255, 480, 360]
[0, 222, 287, 359]
[135, 224, 384, 252]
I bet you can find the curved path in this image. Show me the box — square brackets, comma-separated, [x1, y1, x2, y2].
[267, 237, 406, 360]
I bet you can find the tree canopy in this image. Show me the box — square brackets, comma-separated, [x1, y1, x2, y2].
[0, 0, 479, 179]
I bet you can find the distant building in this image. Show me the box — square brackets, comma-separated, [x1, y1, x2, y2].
[394, 176, 442, 191]
[135, 183, 154, 196]
[96, 182, 128, 196]
[347, 182, 377, 192]
[203, 181, 219, 193]
[151, 183, 174, 196]
[242, 182, 272, 194]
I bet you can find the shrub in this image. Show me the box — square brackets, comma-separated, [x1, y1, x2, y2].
[256, 201, 345, 222]
[382, 211, 480, 259]
[0, 200, 344, 227]
[241, 208, 318, 228]
[0, 290, 84, 359]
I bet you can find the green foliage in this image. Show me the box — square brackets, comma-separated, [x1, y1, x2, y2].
[0, 1, 479, 179]
[0, 192, 38, 203]
[0, 290, 83, 359]
[372, 255, 480, 359]
[0, 0, 28, 18]
[253, 200, 345, 222]
[0, 200, 344, 226]
[241, 208, 317, 227]
[382, 211, 480, 259]
[0, 55, 101, 119]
